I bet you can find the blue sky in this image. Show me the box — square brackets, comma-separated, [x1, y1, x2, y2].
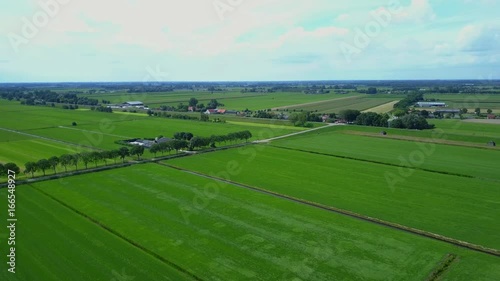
[0, 0, 498, 82]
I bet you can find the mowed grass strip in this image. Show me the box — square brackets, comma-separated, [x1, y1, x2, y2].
[0, 187, 195, 281]
[272, 126, 500, 181]
[29, 164, 500, 281]
[167, 146, 500, 250]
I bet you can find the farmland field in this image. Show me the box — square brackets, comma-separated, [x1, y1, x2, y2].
[275, 95, 403, 113]
[17, 164, 500, 280]
[0, 185, 195, 281]
[167, 145, 500, 250]
[425, 94, 500, 113]
[271, 125, 500, 181]
[81, 90, 362, 111]
[0, 127, 95, 170]
[2, 86, 500, 280]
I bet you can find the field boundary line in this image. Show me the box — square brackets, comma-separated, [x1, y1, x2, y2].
[269, 145, 492, 181]
[30, 185, 205, 281]
[425, 253, 459, 281]
[158, 163, 500, 258]
[0, 127, 102, 150]
[343, 130, 499, 151]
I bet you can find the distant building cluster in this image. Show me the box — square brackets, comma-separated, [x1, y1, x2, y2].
[129, 137, 171, 148]
[204, 109, 240, 115]
[107, 101, 149, 110]
[416, 102, 447, 107]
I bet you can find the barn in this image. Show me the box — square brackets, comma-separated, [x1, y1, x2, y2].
[123, 101, 144, 107]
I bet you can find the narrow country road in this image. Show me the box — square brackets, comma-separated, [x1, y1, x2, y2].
[253, 123, 342, 143]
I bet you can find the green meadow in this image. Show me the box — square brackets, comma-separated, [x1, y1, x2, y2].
[0, 186, 194, 281]
[271, 125, 500, 181]
[21, 164, 500, 281]
[167, 146, 500, 250]
[277, 95, 401, 113]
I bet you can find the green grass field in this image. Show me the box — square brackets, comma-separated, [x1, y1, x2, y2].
[425, 94, 500, 113]
[81, 90, 360, 111]
[0, 134, 94, 170]
[0, 186, 194, 281]
[19, 164, 500, 280]
[270, 125, 500, 181]
[276, 95, 402, 113]
[167, 145, 500, 250]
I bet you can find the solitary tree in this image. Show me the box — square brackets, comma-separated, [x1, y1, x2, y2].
[487, 109, 493, 114]
[24, 162, 38, 178]
[130, 145, 145, 160]
[475, 108, 481, 115]
[37, 159, 51, 176]
[48, 156, 59, 174]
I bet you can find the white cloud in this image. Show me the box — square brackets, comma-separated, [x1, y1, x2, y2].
[393, 0, 436, 23]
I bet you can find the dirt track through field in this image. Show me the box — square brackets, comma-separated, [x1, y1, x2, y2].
[253, 123, 339, 143]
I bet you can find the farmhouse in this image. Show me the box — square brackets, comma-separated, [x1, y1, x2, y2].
[416, 102, 446, 107]
[205, 109, 218, 114]
[204, 109, 229, 115]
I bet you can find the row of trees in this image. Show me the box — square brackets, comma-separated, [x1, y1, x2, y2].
[149, 130, 253, 156]
[22, 147, 144, 178]
[394, 93, 424, 109]
[1, 90, 101, 106]
[356, 112, 434, 129]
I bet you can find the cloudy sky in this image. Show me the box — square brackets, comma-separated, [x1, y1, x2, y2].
[0, 0, 498, 82]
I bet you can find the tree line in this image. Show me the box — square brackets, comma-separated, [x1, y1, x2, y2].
[0, 90, 101, 106]
[149, 130, 253, 156]
[338, 110, 434, 130]
[21, 147, 143, 178]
